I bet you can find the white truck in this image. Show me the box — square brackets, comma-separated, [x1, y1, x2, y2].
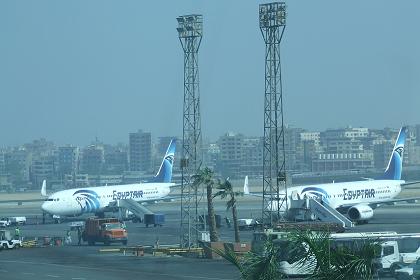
[238, 219, 259, 230]
[251, 230, 420, 276]
[0, 218, 11, 228]
[375, 234, 420, 275]
[0, 230, 22, 250]
[393, 258, 420, 279]
[9, 216, 26, 226]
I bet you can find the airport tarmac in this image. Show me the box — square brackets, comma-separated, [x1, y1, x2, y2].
[0, 247, 239, 280]
[1, 190, 420, 280]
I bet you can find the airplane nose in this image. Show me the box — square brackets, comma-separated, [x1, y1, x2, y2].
[41, 202, 50, 213]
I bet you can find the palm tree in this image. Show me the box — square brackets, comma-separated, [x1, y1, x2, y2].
[191, 167, 218, 242]
[289, 230, 380, 280]
[214, 239, 286, 280]
[216, 229, 379, 280]
[213, 178, 242, 243]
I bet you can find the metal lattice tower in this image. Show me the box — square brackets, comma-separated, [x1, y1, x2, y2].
[177, 14, 203, 248]
[259, 2, 288, 227]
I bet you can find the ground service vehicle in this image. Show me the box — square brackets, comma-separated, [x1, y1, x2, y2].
[82, 217, 127, 246]
[0, 230, 22, 249]
[372, 234, 420, 275]
[0, 218, 11, 228]
[394, 258, 420, 280]
[238, 219, 260, 230]
[252, 230, 420, 276]
[144, 214, 165, 227]
[9, 216, 26, 226]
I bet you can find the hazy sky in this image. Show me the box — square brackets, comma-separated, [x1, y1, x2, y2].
[1, 1, 419, 146]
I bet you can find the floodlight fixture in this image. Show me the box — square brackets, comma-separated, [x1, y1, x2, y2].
[177, 14, 203, 39]
[259, 2, 286, 29]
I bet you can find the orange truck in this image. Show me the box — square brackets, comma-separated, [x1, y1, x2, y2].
[82, 217, 127, 246]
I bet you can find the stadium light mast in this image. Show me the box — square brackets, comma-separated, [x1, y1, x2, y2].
[259, 2, 288, 227]
[177, 14, 203, 248]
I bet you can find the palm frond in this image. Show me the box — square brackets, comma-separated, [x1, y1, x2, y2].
[226, 198, 235, 211]
[212, 246, 246, 277]
[234, 191, 244, 197]
[289, 230, 379, 280]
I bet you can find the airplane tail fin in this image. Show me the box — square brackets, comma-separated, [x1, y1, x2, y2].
[152, 139, 176, 183]
[41, 180, 47, 197]
[382, 126, 407, 180]
[243, 176, 250, 195]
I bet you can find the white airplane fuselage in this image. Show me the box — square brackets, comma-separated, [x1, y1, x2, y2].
[267, 180, 404, 212]
[41, 183, 173, 216]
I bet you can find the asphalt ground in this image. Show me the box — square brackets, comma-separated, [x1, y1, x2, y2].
[0, 247, 238, 280]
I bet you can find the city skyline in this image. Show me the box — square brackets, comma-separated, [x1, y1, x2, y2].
[1, 124, 420, 192]
[1, 1, 419, 146]
[0, 124, 414, 148]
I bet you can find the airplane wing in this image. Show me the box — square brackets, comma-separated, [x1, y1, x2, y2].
[361, 177, 374, 181]
[0, 180, 47, 204]
[375, 197, 420, 205]
[402, 181, 420, 188]
[336, 196, 420, 211]
[0, 198, 45, 204]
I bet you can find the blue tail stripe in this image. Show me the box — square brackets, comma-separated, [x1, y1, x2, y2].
[152, 139, 176, 183]
[383, 127, 407, 180]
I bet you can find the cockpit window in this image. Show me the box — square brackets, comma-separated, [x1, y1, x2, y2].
[45, 198, 60, 201]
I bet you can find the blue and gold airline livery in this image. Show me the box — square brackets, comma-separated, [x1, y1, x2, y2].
[245, 127, 419, 223]
[42, 139, 176, 217]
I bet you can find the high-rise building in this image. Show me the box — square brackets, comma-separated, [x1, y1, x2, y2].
[415, 124, 420, 146]
[217, 132, 244, 178]
[58, 146, 79, 177]
[373, 140, 393, 169]
[300, 131, 321, 172]
[313, 127, 373, 172]
[0, 152, 5, 174]
[284, 127, 305, 171]
[30, 155, 55, 187]
[0, 174, 12, 192]
[104, 145, 128, 174]
[242, 137, 263, 178]
[80, 145, 104, 175]
[129, 130, 151, 172]
[4, 148, 32, 182]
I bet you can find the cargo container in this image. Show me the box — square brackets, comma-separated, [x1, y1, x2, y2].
[144, 214, 165, 227]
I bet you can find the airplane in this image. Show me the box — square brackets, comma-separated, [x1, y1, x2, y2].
[244, 126, 420, 223]
[41, 139, 177, 219]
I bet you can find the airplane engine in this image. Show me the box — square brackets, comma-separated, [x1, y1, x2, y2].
[347, 204, 373, 221]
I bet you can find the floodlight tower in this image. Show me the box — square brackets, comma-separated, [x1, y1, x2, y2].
[177, 14, 203, 248]
[259, 2, 288, 227]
